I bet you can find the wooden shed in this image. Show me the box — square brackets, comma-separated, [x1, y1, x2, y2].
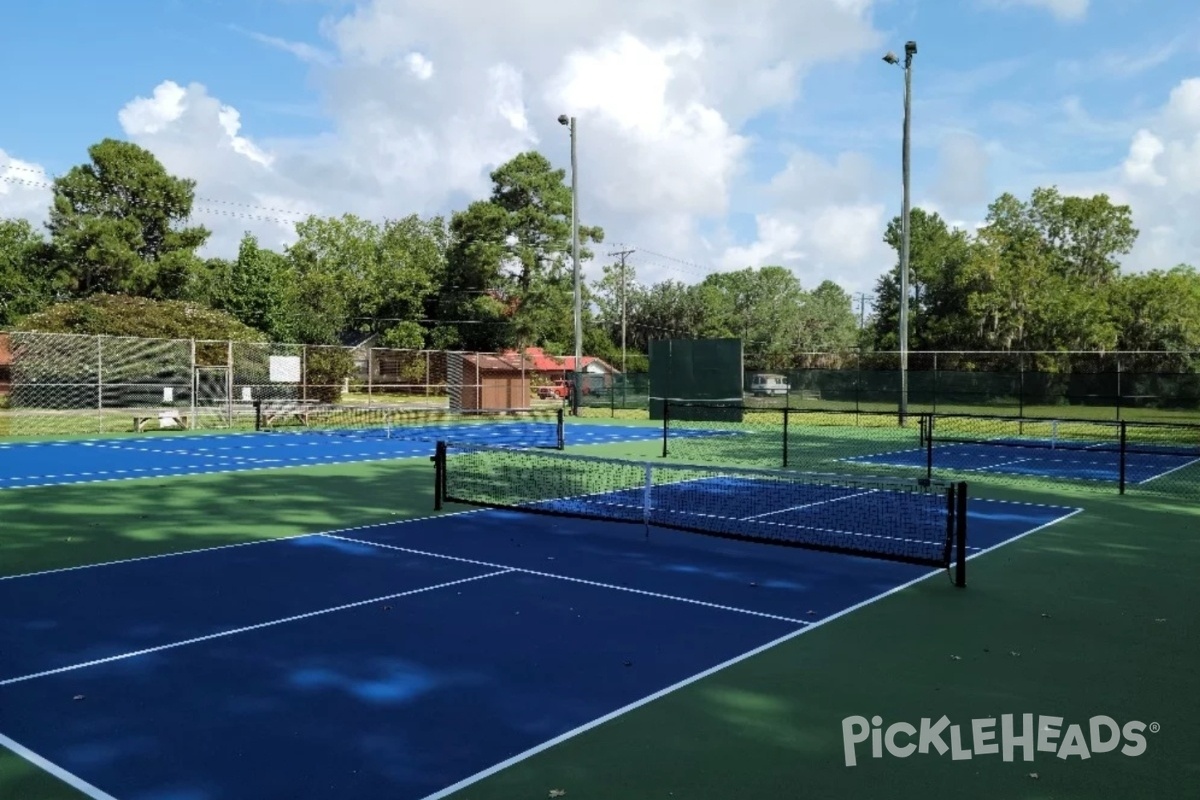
[0, 332, 10, 396]
[456, 353, 531, 411]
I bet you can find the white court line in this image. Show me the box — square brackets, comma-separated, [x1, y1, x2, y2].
[0, 569, 514, 688]
[0, 508, 485, 582]
[0, 733, 119, 800]
[0, 450, 433, 492]
[739, 489, 878, 521]
[1135, 454, 1200, 485]
[416, 504, 1087, 800]
[321, 534, 811, 626]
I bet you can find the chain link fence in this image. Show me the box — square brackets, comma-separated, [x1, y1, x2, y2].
[0, 331, 573, 438]
[596, 350, 1200, 422]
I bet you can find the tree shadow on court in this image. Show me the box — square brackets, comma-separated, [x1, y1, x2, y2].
[0, 458, 444, 578]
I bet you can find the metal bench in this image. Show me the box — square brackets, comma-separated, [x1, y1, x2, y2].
[133, 409, 191, 432]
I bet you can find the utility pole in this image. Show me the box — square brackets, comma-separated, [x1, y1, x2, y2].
[609, 248, 635, 373]
[855, 293, 867, 328]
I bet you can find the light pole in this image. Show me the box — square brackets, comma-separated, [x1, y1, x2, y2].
[558, 113, 582, 415]
[883, 41, 916, 423]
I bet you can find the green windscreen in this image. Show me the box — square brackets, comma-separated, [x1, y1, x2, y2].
[649, 338, 744, 421]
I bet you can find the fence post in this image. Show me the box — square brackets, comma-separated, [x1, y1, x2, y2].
[855, 349, 862, 414]
[1018, 353, 1026, 419]
[932, 352, 938, 415]
[782, 408, 790, 468]
[189, 339, 197, 430]
[226, 340, 234, 427]
[96, 335, 103, 433]
[925, 413, 934, 482]
[1116, 355, 1123, 422]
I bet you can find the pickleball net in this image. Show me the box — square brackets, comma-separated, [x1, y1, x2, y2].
[433, 441, 968, 585]
[922, 413, 1200, 455]
[255, 401, 565, 449]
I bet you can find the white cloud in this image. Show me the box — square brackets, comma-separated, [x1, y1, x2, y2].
[720, 149, 891, 294]
[932, 132, 992, 211]
[237, 29, 336, 66]
[0, 1, 888, 293]
[0, 152, 52, 226]
[76, 0, 877, 289]
[985, 0, 1089, 22]
[1099, 77, 1200, 271]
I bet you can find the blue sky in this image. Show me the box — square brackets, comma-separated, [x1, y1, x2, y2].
[2, 0, 1199, 295]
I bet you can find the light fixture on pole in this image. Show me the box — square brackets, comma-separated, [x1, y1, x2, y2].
[882, 40, 916, 423]
[558, 113, 582, 416]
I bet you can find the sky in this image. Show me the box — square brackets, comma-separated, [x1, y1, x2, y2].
[2, 0, 1199, 300]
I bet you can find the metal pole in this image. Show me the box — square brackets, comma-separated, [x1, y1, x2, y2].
[570, 116, 582, 416]
[899, 41, 916, 423]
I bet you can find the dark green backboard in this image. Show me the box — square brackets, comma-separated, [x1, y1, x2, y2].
[649, 338, 744, 421]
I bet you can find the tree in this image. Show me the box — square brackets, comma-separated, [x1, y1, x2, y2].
[1027, 186, 1137, 287]
[1114, 266, 1200, 353]
[799, 280, 859, 353]
[12, 294, 267, 341]
[871, 208, 973, 351]
[194, 234, 290, 339]
[0, 218, 54, 326]
[440, 152, 604, 351]
[46, 139, 210, 299]
[958, 191, 1122, 351]
[280, 213, 447, 346]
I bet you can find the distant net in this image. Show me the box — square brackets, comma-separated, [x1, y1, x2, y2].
[923, 413, 1200, 456]
[434, 440, 968, 583]
[256, 402, 565, 449]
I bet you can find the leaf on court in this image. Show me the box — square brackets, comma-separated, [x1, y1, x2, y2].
[1041, 613, 1051, 618]
[950, 655, 961, 660]
[73, 695, 85, 701]
[1155, 618, 1167, 623]
[1010, 651, 1021, 657]
[1028, 772, 1039, 779]
[549, 790, 567, 797]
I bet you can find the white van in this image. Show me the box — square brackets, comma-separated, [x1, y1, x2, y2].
[748, 373, 790, 397]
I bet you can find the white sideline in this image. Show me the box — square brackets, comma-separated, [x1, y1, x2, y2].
[417, 504, 1086, 800]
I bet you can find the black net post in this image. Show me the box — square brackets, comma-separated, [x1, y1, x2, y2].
[432, 440, 446, 510]
[661, 398, 670, 458]
[556, 407, 566, 449]
[955, 482, 968, 588]
[253, 398, 263, 431]
[1119, 421, 1127, 495]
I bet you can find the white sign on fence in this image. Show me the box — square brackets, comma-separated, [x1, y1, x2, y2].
[269, 355, 301, 383]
